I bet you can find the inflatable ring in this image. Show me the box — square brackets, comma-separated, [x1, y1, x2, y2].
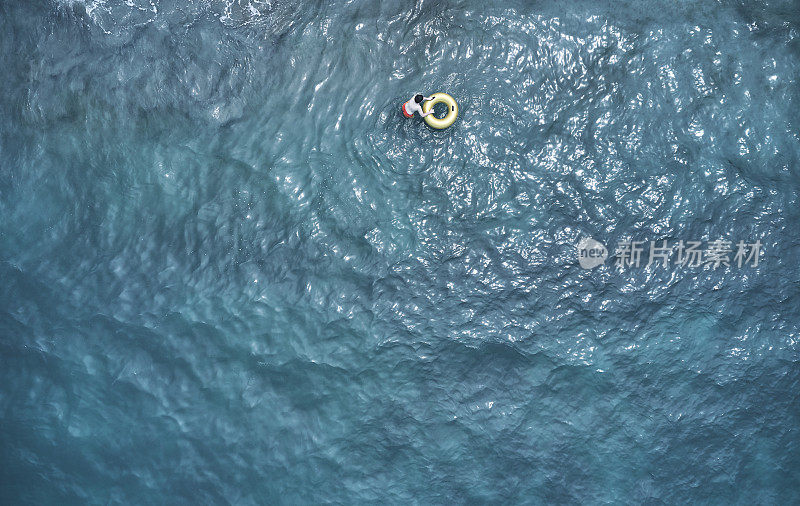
[423, 93, 458, 129]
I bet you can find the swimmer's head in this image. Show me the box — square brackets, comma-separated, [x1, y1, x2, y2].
[414, 94, 424, 103]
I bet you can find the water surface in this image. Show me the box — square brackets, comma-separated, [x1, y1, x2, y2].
[1, 0, 799, 502]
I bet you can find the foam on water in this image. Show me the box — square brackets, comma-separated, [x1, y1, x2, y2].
[1, 0, 799, 503]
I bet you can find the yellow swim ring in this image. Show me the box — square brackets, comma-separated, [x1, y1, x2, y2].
[423, 93, 458, 129]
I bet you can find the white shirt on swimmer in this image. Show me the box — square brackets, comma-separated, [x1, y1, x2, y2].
[404, 96, 434, 117]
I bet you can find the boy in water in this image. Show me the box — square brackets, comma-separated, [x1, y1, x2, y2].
[402, 94, 434, 118]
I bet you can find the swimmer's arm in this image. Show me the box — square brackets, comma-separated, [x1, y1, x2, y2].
[419, 97, 435, 116]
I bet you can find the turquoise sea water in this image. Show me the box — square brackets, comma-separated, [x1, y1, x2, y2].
[2, 0, 800, 503]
